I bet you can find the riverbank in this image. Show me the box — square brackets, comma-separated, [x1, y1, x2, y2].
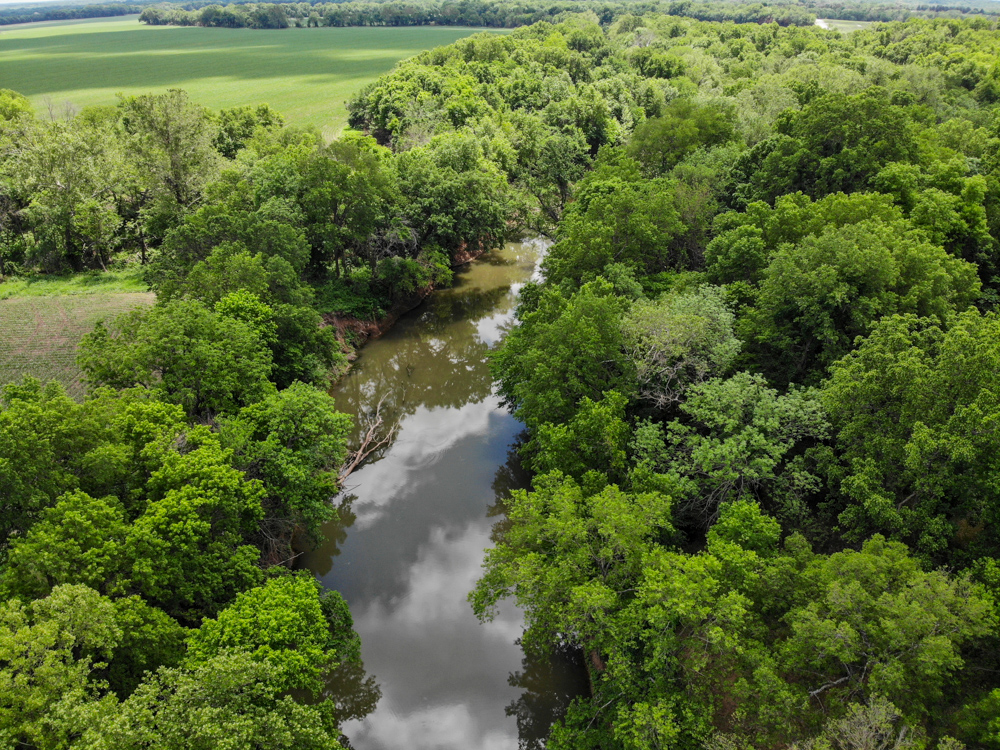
[321, 244, 494, 383]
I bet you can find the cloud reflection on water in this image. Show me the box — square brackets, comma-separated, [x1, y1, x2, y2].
[305, 240, 585, 750]
[342, 522, 525, 749]
[349, 398, 505, 530]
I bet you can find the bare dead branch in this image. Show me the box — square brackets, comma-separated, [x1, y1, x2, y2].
[808, 674, 851, 699]
[338, 394, 400, 484]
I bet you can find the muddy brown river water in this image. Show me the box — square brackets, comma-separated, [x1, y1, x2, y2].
[302, 239, 589, 750]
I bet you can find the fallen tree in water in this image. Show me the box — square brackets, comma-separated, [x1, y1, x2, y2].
[338, 393, 400, 484]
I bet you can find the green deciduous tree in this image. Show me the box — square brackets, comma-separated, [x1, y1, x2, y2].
[0, 89, 31, 124]
[119, 89, 221, 211]
[774, 537, 994, 722]
[627, 99, 735, 177]
[635, 372, 830, 531]
[1, 116, 129, 271]
[0, 490, 127, 600]
[79, 299, 276, 419]
[187, 575, 359, 695]
[395, 131, 512, 254]
[621, 286, 740, 411]
[79, 652, 345, 750]
[221, 382, 351, 552]
[730, 88, 919, 205]
[742, 220, 980, 385]
[531, 391, 631, 485]
[102, 596, 187, 698]
[473, 471, 675, 656]
[508, 112, 590, 226]
[542, 154, 687, 286]
[492, 279, 633, 430]
[153, 185, 311, 279]
[823, 310, 1000, 563]
[299, 135, 398, 276]
[213, 104, 285, 160]
[126, 432, 265, 620]
[705, 192, 904, 287]
[0, 380, 83, 553]
[157, 244, 342, 388]
[0, 585, 120, 749]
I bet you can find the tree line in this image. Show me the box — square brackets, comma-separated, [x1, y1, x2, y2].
[136, 0, 1000, 29]
[4, 0, 999, 29]
[0, 3, 144, 26]
[0, 89, 399, 745]
[138, 0, 818, 29]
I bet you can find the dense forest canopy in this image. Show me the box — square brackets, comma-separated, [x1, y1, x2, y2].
[4, 7, 1000, 749]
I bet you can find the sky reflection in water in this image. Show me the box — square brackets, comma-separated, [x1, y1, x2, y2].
[303, 240, 587, 750]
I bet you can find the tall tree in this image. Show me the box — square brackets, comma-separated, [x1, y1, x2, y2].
[119, 90, 220, 212]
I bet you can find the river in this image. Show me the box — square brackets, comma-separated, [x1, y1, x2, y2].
[302, 239, 589, 750]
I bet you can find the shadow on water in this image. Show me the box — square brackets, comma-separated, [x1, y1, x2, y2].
[506, 644, 589, 750]
[305, 495, 358, 576]
[489, 439, 591, 749]
[490, 435, 532, 508]
[325, 660, 384, 725]
[486, 436, 529, 547]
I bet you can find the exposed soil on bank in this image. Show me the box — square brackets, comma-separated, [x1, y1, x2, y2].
[321, 245, 491, 381]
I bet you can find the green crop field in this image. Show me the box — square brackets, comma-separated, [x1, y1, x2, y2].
[0, 287, 154, 399]
[0, 18, 504, 138]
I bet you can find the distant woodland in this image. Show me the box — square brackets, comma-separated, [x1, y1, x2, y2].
[4, 0, 1000, 27]
[135, 0, 1000, 29]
